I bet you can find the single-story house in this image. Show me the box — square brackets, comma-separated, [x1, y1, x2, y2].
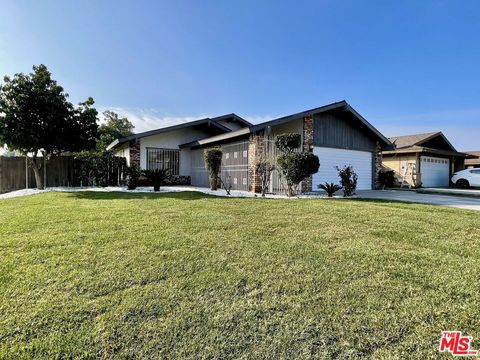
[464, 151, 480, 169]
[382, 132, 471, 187]
[108, 100, 393, 193]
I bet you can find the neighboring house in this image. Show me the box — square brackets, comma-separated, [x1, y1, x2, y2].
[382, 132, 470, 187]
[464, 151, 480, 169]
[108, 100, 392, 193]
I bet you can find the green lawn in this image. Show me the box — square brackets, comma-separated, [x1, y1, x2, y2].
[1, 192, 480, 359]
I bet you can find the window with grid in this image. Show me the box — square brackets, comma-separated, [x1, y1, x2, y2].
[146, 148, 180, 175]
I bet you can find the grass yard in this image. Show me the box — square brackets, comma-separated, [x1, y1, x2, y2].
[1, 191, 480, 359]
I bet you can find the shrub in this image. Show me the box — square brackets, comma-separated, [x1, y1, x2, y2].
[318, 182, 342, 197]
[204, 148, 222, 190]
[75, 151, 127, 187]
[277, 152, 320, 196]
[336, 165, 358, 197]
[274, 133, 301, 153]
[142, 168, 170, 191]
[255, 157, 275, 197]
[378, 169, 396, 189]
[126, 164, 141, 190]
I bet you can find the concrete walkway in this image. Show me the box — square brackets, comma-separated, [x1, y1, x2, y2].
[357, 190, 480, 212]
[419, 187, 480, 197]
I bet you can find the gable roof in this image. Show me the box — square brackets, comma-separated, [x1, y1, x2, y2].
[106, 115, 246, 151]
[389, 132, 440, 149]
[465, 151, 480, 165]
[389, 131, 461, 152]
[384, 131, 472, 158]
[181, 100, 392, 149]
[210, 113, 252, 127]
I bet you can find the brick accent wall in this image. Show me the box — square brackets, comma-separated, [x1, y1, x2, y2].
[130, 141, 140, 168]
[301, 115, 314, 193]
[247, 134, 264, 193]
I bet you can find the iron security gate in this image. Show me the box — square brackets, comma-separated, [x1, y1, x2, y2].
[220, 141, 249, 191]
[265, 139, 302, 194]
[191, 149, 209, 187]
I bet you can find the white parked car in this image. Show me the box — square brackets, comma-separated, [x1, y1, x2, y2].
[451, 169, 480, 188]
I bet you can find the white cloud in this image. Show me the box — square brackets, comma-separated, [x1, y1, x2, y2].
[98, 107, 211, 133]
[98, 107, 276, 133]
[97, 107, 480, 151]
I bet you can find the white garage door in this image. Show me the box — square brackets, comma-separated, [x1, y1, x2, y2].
[420, 156, 450, 187]
[312, 147, 373, 190]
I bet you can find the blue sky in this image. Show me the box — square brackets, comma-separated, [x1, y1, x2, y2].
[1, 0, 479, 149]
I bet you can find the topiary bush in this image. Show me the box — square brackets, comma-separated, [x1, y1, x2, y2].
[274, 133, 301, 153]
[336, 165, 358, 197]
[204, 148, 222, 190]
[277, 152, 320, 196]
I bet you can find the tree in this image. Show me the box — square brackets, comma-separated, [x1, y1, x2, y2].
[98, 111, 134, 151]
[275, 133, 320, 196]
[0, 64, 98, 189]
[204, 148, 222, 190]
[277, 152, 320, 196]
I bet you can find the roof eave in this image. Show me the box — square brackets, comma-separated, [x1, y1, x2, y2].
[382, 146, 470, 157]
[180, 127, 252, 149]
[106, 139, 121, 151]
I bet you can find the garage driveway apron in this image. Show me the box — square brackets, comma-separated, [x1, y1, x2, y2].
[357, 190, 480, 211]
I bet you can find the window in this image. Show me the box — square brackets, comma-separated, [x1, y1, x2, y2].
[146, 148, 180, 175]
[470, 170, 480, 174]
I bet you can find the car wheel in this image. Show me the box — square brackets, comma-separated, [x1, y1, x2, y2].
[456, 179, 470, 189]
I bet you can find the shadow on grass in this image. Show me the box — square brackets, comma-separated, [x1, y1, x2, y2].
[348, 197, 469, 212]
[62, 191, 241, 201]
[56, 191, 465, 212]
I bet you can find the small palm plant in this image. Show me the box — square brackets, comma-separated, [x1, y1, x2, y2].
[142, 168, 170, 192]
[318, 182, 342, 197]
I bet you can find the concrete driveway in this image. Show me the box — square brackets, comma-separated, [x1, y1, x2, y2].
[356, 190, 480, 211]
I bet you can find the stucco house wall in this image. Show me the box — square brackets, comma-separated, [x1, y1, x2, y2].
[382, 154, 418, 186]
[138, 128, 213, 175]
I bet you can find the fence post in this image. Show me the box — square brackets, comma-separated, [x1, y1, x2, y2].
[25, 157, 29, 189]
[43, 155, 47, 188]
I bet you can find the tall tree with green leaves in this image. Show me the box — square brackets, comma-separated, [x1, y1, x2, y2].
[98, 111, 134, 151]
[0, 64, 98, 189]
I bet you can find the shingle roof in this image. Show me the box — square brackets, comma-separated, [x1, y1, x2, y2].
[182, 100, 393, 149]
[465, 151, 480, 165]
[106, 113, 253, 151]
[388, 132, 440, 149]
